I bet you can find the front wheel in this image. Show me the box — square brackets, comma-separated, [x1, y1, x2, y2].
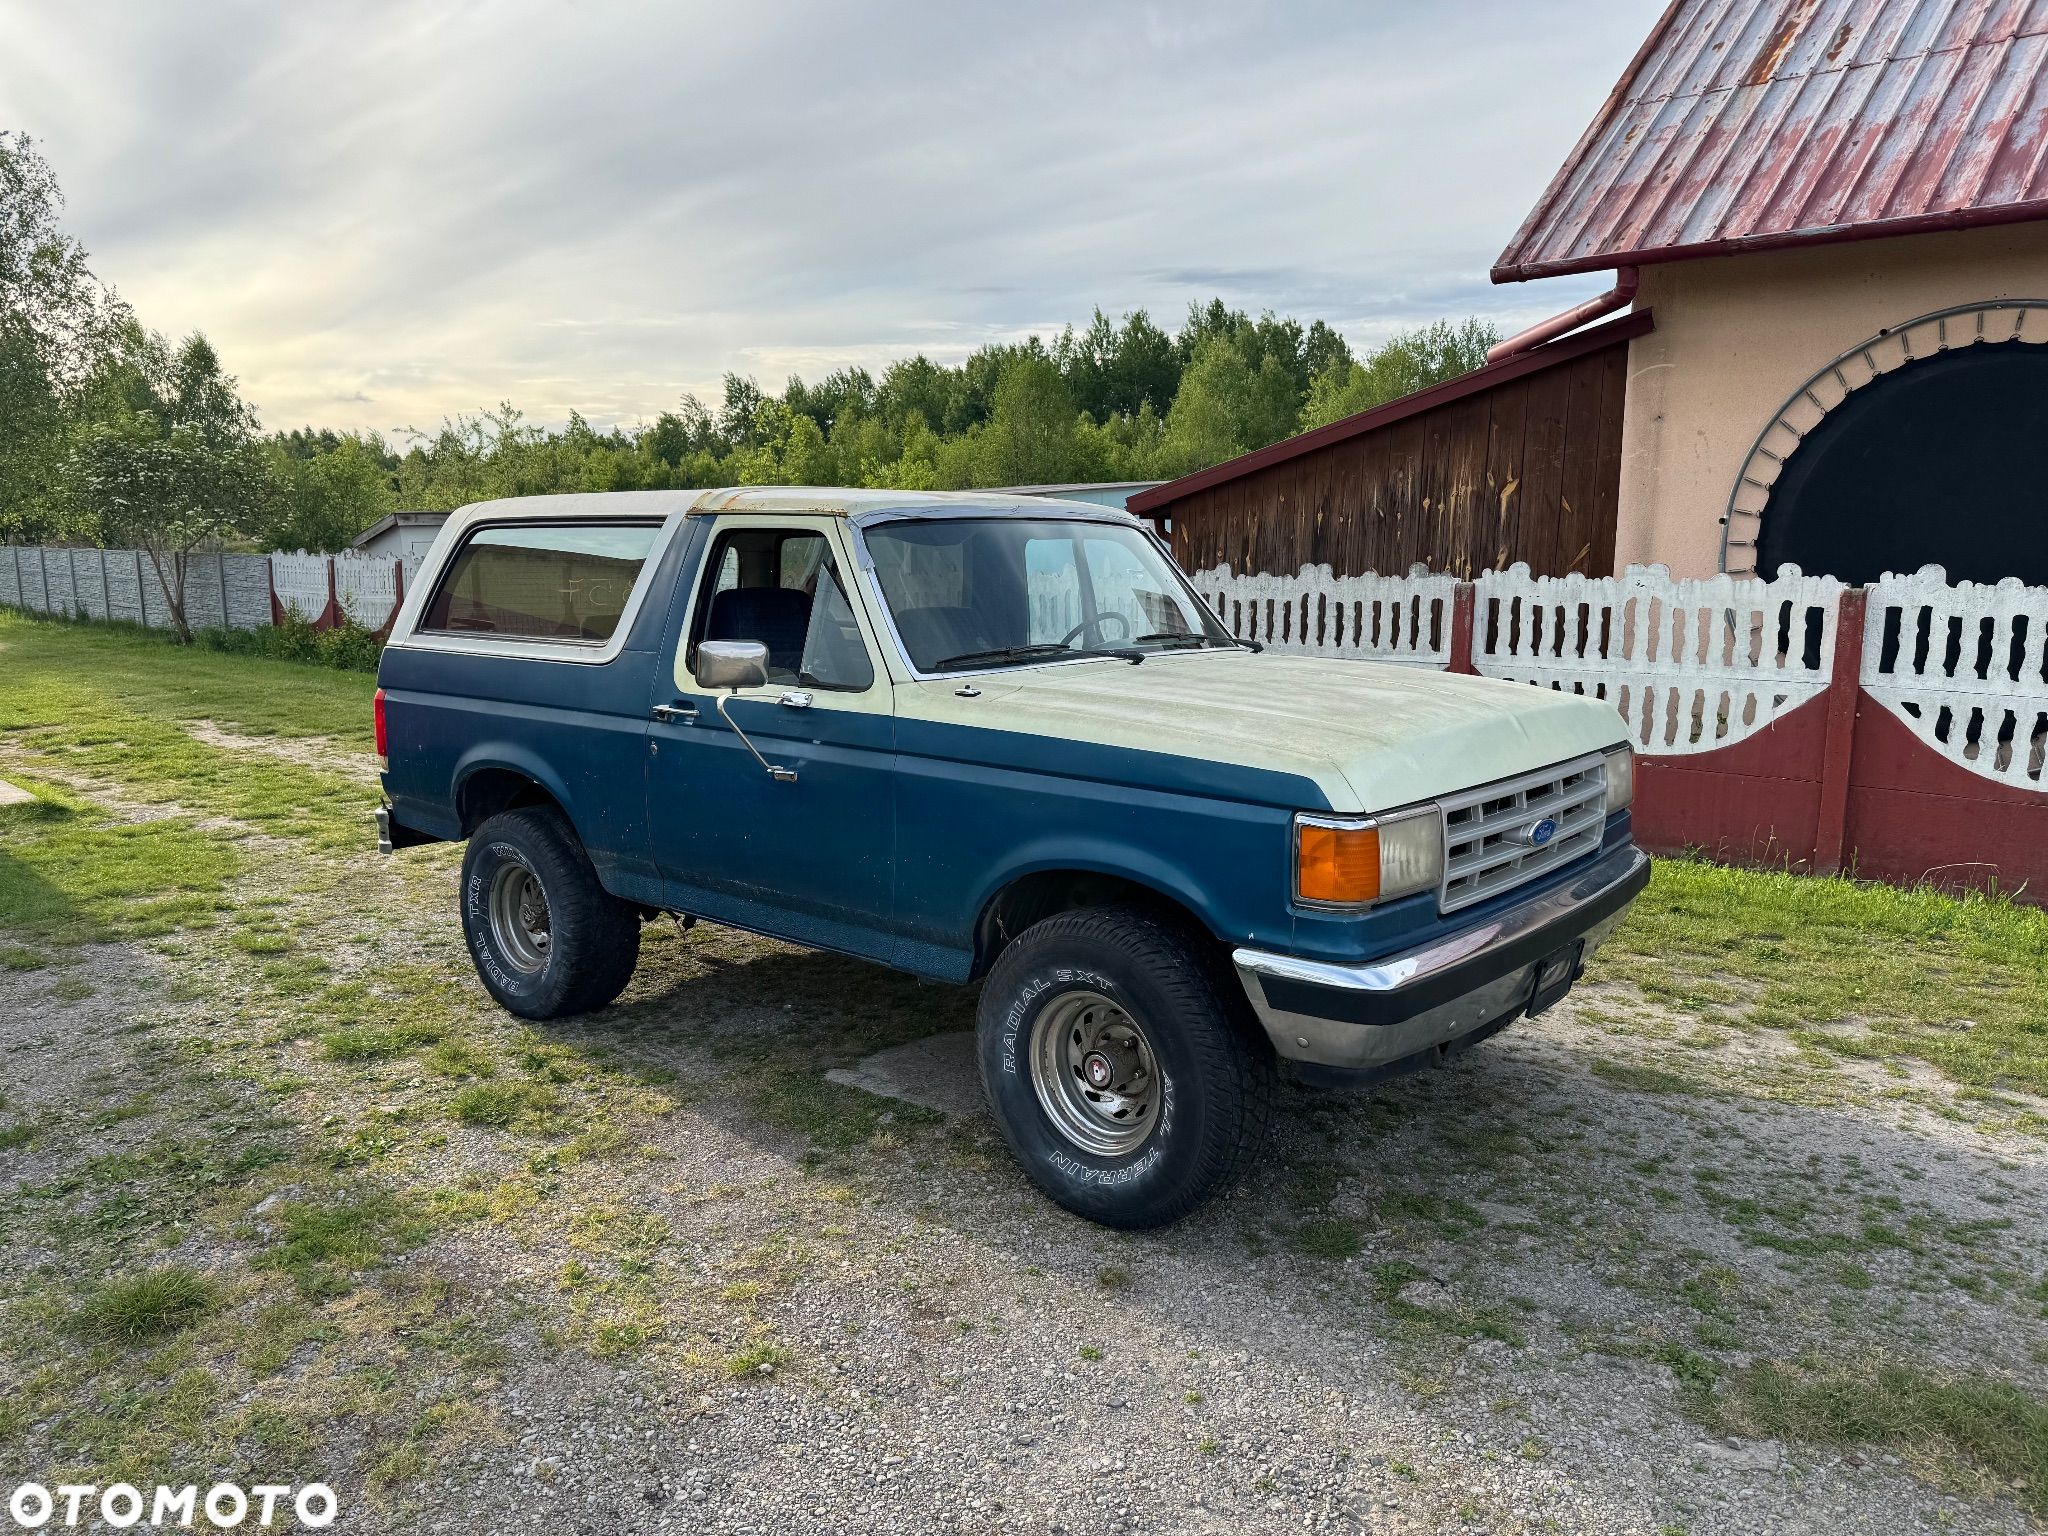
[975, 904, 1273, 1228]
[460, 806, 640, 1020]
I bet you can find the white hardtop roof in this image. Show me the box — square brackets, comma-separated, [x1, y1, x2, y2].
[449, 486, 1139, 526]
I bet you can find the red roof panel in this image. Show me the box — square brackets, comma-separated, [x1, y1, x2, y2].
[1493, 0, 2048, 281]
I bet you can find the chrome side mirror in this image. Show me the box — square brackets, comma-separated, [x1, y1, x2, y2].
[690, 639, 796, 783]
[693, 639, 769, 692]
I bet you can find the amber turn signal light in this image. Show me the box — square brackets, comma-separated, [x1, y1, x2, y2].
[1296, 820, 1381, 906]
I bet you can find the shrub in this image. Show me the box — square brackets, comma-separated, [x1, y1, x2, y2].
[192, 612, 384, 672]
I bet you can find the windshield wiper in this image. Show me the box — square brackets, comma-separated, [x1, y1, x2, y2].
[1134, 631, 1216, 650]
[932, 643, 1143, 671]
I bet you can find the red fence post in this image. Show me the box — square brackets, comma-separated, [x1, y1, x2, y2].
[1447, 582, 1477, 674]
[380, 560, 405, 640]
[1812, 587, 1867, 876]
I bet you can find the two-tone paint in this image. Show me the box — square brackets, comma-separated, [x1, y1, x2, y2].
[379, 489, 1640, 1058]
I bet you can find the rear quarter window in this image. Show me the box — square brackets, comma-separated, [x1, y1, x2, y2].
[421, 522, 660, 642]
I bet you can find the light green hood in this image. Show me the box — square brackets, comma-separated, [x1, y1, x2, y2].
[896, 650, 1625, 814]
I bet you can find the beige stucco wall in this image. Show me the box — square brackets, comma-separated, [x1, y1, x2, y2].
[1611, 220, 2048, 577]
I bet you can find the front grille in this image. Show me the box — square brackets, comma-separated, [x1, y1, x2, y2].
[1439, 755, 1606, 913]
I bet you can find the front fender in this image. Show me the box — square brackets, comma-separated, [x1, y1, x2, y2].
[968, 836, 1224, 939]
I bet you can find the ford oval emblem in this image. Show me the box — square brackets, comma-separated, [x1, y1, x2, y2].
[1524, 817, 1559, 848]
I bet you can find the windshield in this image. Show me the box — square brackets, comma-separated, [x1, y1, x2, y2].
[862, 517, 1237, 673]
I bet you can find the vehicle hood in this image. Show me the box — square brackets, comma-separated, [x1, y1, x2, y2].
[896, 650, 1625, 813]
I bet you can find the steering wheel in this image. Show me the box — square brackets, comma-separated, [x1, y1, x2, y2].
[1057, 611, 1132, 648]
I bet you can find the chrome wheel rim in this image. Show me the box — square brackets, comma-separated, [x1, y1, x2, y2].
[1029, 990, 1161, 1157]
[488, 860, 552, 974]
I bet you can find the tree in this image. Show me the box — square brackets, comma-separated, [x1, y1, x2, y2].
[974, 356, 1092, 486]
[1156, 335, 1300, 477]
[68, 330, 273, 641]
[0, 133, 127, 542]
[1299, 318, 1501, 431]
[261, 433, 394, 551]
[1058, 308, 1181, 423]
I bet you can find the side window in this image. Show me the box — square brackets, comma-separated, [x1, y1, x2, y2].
[689, 528, 874, 691]
[421, 522, 660, 642]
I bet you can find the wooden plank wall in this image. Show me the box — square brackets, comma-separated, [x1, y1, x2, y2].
[1166, 338, 1629, 579]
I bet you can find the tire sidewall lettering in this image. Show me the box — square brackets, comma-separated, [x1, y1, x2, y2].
[463, 843, 546, 999]
[989, 961, 1186, 1194]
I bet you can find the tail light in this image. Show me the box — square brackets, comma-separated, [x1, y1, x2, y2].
[374, 687, 388, 762]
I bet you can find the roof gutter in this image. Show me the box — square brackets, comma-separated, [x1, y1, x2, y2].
[1484, 266, 1638, 365]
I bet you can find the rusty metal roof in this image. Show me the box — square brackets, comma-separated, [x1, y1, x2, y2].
[1493, 0, 2048, 282]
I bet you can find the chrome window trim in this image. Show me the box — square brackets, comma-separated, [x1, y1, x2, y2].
[673, 515, 884, 698]
[846, 516, 1245, 683]
[385, 513, 683, 667]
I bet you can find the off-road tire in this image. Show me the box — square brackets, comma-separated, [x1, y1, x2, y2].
[460, 806, 640, 1020]
[975, 903, 1274, 1228]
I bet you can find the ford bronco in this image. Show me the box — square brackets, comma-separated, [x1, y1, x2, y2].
[375, 488, 1648, 1227]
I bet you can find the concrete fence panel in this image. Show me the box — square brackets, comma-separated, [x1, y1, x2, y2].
[1191, 562, 1459, 667]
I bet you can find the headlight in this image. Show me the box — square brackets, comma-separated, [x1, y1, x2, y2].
[1602, 744, 1635, 814]
[1294, 806, 1442, 908]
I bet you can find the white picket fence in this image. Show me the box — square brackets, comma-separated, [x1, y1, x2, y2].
[1864, 566, 2048, 788]
[1190, 563, 1459, 667]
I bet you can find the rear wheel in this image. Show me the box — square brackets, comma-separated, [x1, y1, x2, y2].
[975, 904, 1273, 1228]
[460, 806, 640, 1019]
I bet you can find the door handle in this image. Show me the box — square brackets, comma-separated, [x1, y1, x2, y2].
[651, 702, 698, 725]
[778, 691, 813, 709]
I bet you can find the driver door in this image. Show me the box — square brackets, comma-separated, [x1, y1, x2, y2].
[645, 516, 898, 962]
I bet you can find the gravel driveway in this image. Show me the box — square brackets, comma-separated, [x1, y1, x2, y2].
[1, 706, 2043, 1536]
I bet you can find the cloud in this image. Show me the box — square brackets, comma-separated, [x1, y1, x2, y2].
[0, 0, 1655, 434]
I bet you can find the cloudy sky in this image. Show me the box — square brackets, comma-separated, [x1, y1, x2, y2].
[3, 2, 1656, 437]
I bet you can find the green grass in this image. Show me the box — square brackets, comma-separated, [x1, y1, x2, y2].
[1292, 1217, 1365, 1261]
[450, 1081, 560, 1129]
[1721, 1360, 2048, 1516]
[0, 613, 377, 855]
[263, 1191, 429, 1298]
[0, 609, 377, 745]
[74, 1267, 218, 1343]
[1589, 1058, 1710, 1096]
[0, 782, 239, 943]
[1605, 857, 2048, 1095]
[322, 1020, 448, 1063]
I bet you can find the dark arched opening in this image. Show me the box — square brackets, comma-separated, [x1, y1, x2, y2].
[1756, 341, 2048, 587]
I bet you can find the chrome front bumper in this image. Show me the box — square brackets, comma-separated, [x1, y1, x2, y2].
[1233, 846, 1650, 1075]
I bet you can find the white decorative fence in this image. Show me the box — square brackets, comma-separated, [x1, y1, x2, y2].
[1863, 565, 2048, 788]
[1191, 562, 1459, 667]
[333, 553, 404, 627]
[1471, 562, 1846, 754]
[270, 552, 333, 622]
[1185, 559, 2048, 786]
